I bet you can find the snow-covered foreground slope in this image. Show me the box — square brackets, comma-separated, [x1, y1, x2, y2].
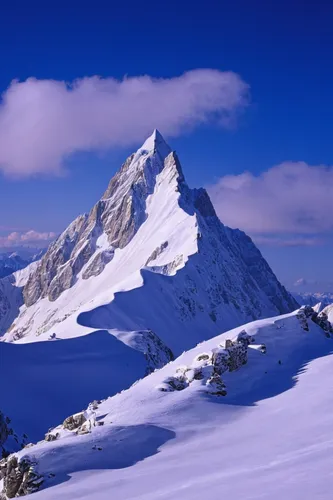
[0, 330, 172, 446]
[2, 131, 296, 355]
[2, 308, 332, 499]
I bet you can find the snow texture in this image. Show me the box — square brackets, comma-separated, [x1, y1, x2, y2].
[1, 308, 333, 499]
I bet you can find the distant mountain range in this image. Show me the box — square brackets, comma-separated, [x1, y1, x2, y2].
[293, 291, 333, 310]
[0, 249, 45, 279]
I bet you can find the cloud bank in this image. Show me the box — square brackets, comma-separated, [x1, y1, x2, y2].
[208, 162, 333, 245]
[0, 69, 249, 177]
[0, 230, 57, 248]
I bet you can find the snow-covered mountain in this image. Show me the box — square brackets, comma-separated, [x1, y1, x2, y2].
[0, 250, 44, 280]
[321, 303, 333, 326]
[1, 306, 332, 499]
[0, 262, 40, 339]
[1, 131, 331, 499]
[293, 291, 333, 310]
[1, 130, 297, 352]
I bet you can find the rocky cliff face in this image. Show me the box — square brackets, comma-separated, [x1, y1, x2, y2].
[23, 132, 172, 306]
[0, 411, 27, 459]
[0, 412, 11, 457]
[320, 304, 333, 327]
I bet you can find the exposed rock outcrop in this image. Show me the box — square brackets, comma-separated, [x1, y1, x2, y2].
[0, 412, 29, 460]
[63, 412, 87, 431]
[82, 249, 114, 279]
[0, 456, 43, 498]
[297, 305, 333, 336]
[132, 330, 174, 374]
[0, 412, 11, 458]
[156, 330, 261, 396]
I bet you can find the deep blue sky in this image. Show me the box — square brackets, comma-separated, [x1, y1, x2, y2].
[0, 0, 332, 289]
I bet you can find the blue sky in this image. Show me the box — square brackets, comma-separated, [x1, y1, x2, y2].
[0, 0, 332, 290]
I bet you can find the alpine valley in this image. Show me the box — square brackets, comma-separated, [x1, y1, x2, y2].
[1, 131, 332, 499]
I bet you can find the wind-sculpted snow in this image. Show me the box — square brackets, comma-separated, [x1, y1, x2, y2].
[3, 130, 297, 349]
[2, 307, 332, 499]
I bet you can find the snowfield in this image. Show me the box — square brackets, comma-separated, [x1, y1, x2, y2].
[1, 309, 333, 499]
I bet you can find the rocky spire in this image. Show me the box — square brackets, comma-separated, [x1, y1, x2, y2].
[23, 131, 177, 306]
[140, 129, 172, 158]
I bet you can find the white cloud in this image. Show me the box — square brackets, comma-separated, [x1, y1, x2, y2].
[0, 69, 249, 177]
[252, 236, 325, 247]
[0, 230, 56, 247]
[208, 162, 333, 241]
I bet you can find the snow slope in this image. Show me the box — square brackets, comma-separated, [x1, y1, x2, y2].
[2, 131, 296, 353]
[2, 308, 333, 499]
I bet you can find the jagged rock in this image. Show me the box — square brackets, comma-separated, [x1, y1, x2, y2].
[297, 305, 333, 336]
[193, 188, 217, 218]
[317, 311, 333, 336]
[301, 305, 316, 319]
[165, 375, 188, 391]
[143, 330, 174, 374]
[23, 214, 88, 306]
[1, 456, 43, 498]
[237, 330, 255, 346]
[211, 348, 230, 375]
[122, 329, 174, 375]
[63, 412, 87, 431]
[0, 412, 27, 459]
[22, 133, 172, 306]
[44, 432, 59, 442]
[296, 308, 310, 331]
[225, 340, 248, 371]
[145, 241, 169, 266]
[194, 353, 211, 363]
[82, 250, 114, 279]
[206, 372, 227, 396]
[0, 412, 10, 453]
[260, 344, 267, 354]
[158, 330, 253, 396]
[88, 400, 100, 411]
[157, 375, 189, 392]
[159, 330, 255, 396]
[76, 427, 91, 436]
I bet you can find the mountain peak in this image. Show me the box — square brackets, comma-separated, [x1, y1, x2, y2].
[140, 129, 171, 159]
